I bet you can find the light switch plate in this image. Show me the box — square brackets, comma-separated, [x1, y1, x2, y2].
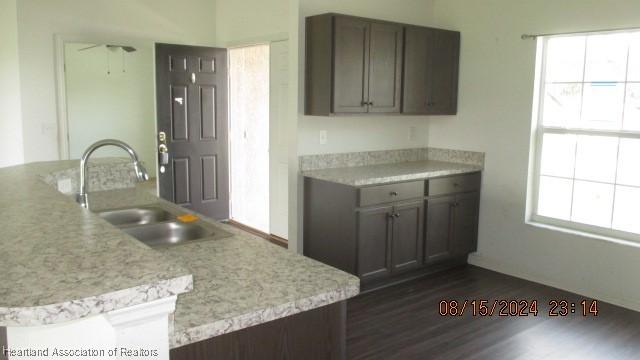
[319, 130, 328, 145]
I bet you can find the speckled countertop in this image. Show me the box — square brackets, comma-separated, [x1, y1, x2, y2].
[1, 160, 359, 348]
[0, 161, 193, 327]
[88, 188, 360, 349]
[302, 160, 483, 186]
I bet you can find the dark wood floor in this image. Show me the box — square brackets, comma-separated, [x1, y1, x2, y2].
[347, 265, 640, 360]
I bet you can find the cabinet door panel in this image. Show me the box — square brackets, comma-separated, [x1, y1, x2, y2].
[333, 17, 369, 113]
[392, 201, 424, 272]
[357, 206, 393, 281]
[426, 30, 460, 114]
[368, 22, 403, 113]
[453, 192, 480, 256]
[402, 26, 430, 114]
[425, 196, 455, 264]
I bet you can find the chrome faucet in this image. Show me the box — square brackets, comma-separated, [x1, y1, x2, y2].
[76, 139, 149, 208]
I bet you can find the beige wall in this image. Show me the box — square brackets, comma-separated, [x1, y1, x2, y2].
[429, 0, 640, 311]
[297, 0, 436, 156]
[0, 0, 24, 168]
[16, 0, 217, 163]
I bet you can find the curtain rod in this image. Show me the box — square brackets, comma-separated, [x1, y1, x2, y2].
[521, 26, 640, 40]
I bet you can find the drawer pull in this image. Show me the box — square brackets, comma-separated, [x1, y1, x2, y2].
[390, 191, 399, 196]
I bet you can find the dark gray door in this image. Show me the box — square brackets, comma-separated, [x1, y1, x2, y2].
[452, 192, 480, 256]
[357, 205, 393, 282]
[425, 195, 455, 264]
[155, 43, 229, 219]
[367, 22, 403, 114]
[402, 26, 430, 114]
[391, 200, 424, 273]
[333, 16, 370, 113]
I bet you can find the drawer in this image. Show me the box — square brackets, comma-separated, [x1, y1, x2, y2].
[428, 173, 480, 196]
[359, 181, 424, 207]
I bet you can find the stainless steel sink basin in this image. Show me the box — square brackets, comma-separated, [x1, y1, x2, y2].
[97, 206, 174, 227]
[121, 221, 231, 247]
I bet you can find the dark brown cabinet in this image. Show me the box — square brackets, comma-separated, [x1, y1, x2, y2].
[424, 192, 479, 264]
[391, 201, 424, 272]
[357, 205, 393, 281]
[402, 27, 460, 115]
[307, 14, 403, 115]
[304, 173, 479, 291]
[305, 13, 459, 116]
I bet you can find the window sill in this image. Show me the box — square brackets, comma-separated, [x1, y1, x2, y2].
[525, 219, 640, 249]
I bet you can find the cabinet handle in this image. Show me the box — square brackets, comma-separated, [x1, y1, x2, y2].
[390, 191, 399, 196]
[395, 213, 400, 218]
[361, 101, 367, 106]
[369, 101, 374, 106]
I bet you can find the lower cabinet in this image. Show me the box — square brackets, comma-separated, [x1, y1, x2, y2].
[303, 172, 480, 290]
[357, 201, 424, 282]
[425, 192, 479, 264]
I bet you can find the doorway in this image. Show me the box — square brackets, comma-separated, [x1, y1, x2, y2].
[228, 45, 270, 233]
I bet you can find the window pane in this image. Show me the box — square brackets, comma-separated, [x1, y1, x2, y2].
[612, 185, 640, 234]
[580, 82, 624, 130]
[574, 135, 618, 183]
[627, 33, 640, 81]
[616, 138, 640, 186]
[537, 176, 573, 220]
[542, 84, 582, 127]
[545, 36, 585, 83]
[623, 83, 640, 131]
[571, 180, 614, 228]
[584, 33, 629, 82]
[540, 133, 576, 178]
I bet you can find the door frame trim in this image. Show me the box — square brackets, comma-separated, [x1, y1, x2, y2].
[53, 34, 152, 160]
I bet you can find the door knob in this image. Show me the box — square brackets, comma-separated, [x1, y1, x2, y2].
[390, 191, 399, 196]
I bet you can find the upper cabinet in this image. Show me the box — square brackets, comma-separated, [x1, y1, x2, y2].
[307, 14, 403, 115]
[403, 26, 460, 115]
[305, 13, 460, 116]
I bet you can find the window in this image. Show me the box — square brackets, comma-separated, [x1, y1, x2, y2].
[531, 30, 640, 241]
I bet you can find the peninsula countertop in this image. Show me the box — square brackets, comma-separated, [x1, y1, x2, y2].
[0, 161, 192, 327]
[1, 160, 359, 349]
[301, 159, 483, 187]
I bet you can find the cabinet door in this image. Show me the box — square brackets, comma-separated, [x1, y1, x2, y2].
[425, 29, 460, 114]
[391, 201, 424, 273]
[357, 205, 393, 281]
[452, 192, 480, 256]
[402, 26, 430, 114]
[333, 16, 370, 113]
[368, 22, 403, 113]
[425, 195, 455, 264]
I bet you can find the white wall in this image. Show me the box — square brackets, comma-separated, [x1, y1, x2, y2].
[16, 0, 217, 163]
[297, 0, 436, 155]
[215, 0, 289, 45]
[429, 0, 640, 311]
[65, 43, 156, 174]
[0, 0, 24, 168]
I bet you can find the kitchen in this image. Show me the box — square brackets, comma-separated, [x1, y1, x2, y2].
[3, 0, 640, 359]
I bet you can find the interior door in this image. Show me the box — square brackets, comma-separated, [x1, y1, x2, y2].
[332, 16, 370, 113]
[367, 22, 403, 113]
[155, 43, 229, 219]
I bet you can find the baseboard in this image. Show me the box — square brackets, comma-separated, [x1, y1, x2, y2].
[226, 220, 288, 249]
[468, 253, 640, 313]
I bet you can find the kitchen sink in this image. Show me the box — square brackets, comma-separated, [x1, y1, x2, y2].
[121, 221, 232, 247]
[97, 206, 174, 227]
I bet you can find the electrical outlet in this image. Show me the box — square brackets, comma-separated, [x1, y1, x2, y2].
[319, 130, 328, 145]
[408, 126, 417, 141]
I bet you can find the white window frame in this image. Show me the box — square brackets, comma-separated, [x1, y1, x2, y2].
[528, 29, 640, 244]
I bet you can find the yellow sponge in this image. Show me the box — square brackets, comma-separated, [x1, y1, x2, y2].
[177, 214, 199, 223]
